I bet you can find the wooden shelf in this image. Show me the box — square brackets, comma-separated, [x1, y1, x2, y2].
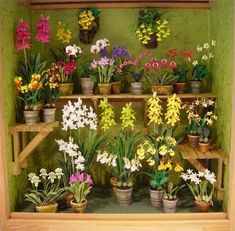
[179, 143, 228, 201]
[11, 122, 59, 175]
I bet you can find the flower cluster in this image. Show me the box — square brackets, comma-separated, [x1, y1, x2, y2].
[135, 24, 154, 45]
[61, 98, 98, 131]
[28, 168, 64, 188]
[78, 10, 95, 30]
[90, 57, 115, 69]
[90, 38, 110, 54]
[145, 58, 177, 72]
[99, 98, 116, 131]
[16, 19, 31, 51]
[166, 48, 193, 62]
[56, 21, 72, 44]
[137, 140, 156, 163]
[96, 150, 117, 167]
[123, 157, 142, 172]
[112, 44, 130, 59]
[156, 19, 170, 42]
[65, 44, 83, 57]
[35, 15, 51, 44]
[69, 172, 93, 186]
[120, 103, 136, 130]
[43, 65, 59, 89]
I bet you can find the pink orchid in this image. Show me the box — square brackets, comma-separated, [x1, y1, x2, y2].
[160, 59, 168, 68]
[35, 15, 51, 44]
[85, 175, 93, 186]
[145, 63, 151, 71]
[69, 174, 77, 184]
[169, 61, 177, 70]
[152, 62, 160, 70]
[16, 19, 31, 51]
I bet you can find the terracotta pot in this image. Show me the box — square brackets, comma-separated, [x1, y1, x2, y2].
[58, 83, 73, 96]
[173, 82, 186, 94]
[80, 78, 94, 95]
[35, 203, 58, 213]
[162, 198, 178, 213]
[199, 142, 210, 152]
[70, 199, 88, 213]
[98, 83, 112, 95]
[187, 134, 200, 148]
[24, 110, 39, 125]
[195, 200, 211, 212]
[64, 192, 74, 208]
[43, 108, 56, 123]
[131, 82, 143, 95]
[149, 189, 164, 208]
[111, 81, 122, 94]
[115, 187, 133, 207]
[191, 81, 201, 94]
[151, 85, 172, 95]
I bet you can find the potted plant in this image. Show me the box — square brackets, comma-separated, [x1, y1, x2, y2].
[144, 58, 178, 95]
[183, 98, 217, 148]
[190, 40, 216, 93]
[80, 63, 95, 95]
[198, 127, 210, 152]
[78, 8, 101, 44]
[25, 168, 65, 213]
[181, 169, 216, 212]
[117, 51, 152, 94]
[135, 8, 170, 49]
[97, 103, 143, 206]
[15, 74, 43, 124]
[173, 64, 188, 94]
[68, 172, 93, 213]
[162, 181, 185, 213]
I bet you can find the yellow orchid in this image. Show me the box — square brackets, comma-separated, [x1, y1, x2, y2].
[56, 21, 72, 44]
[159, 145, 168, 155]
[174, 163, 184, 172]
[120, 103, 136, 130]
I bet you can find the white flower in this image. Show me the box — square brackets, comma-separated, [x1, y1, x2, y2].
[192, 60, 198, 66]
[55, 168, 64, 180]
[75, 45, 83, 54]
[208, 53, 214, 59]
[28, 173, 36, 181]
[181, 173, 190, 181]
[48, 172, 57, 183]
[31, 175, 41, 188]
[66, 45, 79, 57]
[197, 46, 203, 52]
[197, 171, 204, 177]
[203, 169, 216, 184]
[96, 38, 110, 49]
[123, 157, 131, 170]
[187, 169, 193, 174]
[203, 43, 210, 49]
[202, 55, 208, 60]
[207, 99, 215, 106]
[75, 162, 85, 171]
[39, 168, 48, 179]
[90, 45, 100, 54]
[212, 40, 216, 46]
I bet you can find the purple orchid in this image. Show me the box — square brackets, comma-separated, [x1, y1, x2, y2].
[99, 47, 109, 58]
[69, 172, 93, 186]
[112, 44, 130, 59]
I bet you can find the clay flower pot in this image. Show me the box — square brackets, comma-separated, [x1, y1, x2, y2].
[43, 108, 56, 123]
[24, 110, 39, 125]
[131, 82, 143, 95]
[115, 187, 133, 207]
[111, 81, 122, 94]
[149, 188, 164, 208]
[187, 134, 200, 148]
[80, 78, 94, 95]
[173, 82, 186, 94]
[195, 200, 211, 212]
[35, 203, 58, 213]
[151, 85, 172, 95]
[58, 83, 74, 96]
[70, 199, 88, 213]
[98, 83, 112, 95]
[162, 198, 178, 213]
[199, 142, 210, 152]
[190, 80, 201, 94]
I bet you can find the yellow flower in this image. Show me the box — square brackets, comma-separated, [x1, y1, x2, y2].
[175, 163, 184, 172]
[137, 146, 145, 160]
[120, 103, 136, 130]
[56, 21, 72, 44]
[158, 161, 166, 171]
[166, 136, 177, 146]
[165, 161, 172, 170]
[159, 145, 168, 156]
[168, 149, 175, 157]
[147, 95, 163, 126]
[147, 158, 155, 166]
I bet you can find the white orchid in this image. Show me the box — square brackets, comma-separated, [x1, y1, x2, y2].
[90, 45, 100, 54]
[55, 168, 64, 180]
[197, 46, 203, 52]
[48, 172, 57, 183]
[203, 43, 210, 49]
[208, 53, 214, 59]
[65, 44, 82, 57]
[28, 173, 36, 181]
[31, 175, 41, 188]
[39, 168, 48, 179]
[211, 40, 216, 46]
[202, 55, 208, 60]
[192, 60, 198, 66]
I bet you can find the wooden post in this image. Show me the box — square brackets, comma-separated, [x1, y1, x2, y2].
[20, 132, 28, 168]
[12, 132, 20, 175]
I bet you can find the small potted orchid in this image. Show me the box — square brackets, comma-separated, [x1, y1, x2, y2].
[181, 169, 216, 212]
[97, 103, 143, 206]
[25, 168, 65, 213]
[117, 51, 152, 94]
[190, 40, 216, 93]
[144, 58, 178, 95]
[68, 172, 93, 213]
[182, 98, 217, 149]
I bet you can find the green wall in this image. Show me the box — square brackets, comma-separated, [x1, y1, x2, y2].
[211, 0, 234, 209]
[1, 0, 233, 211]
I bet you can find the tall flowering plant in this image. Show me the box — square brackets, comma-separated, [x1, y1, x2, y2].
[25, 168, 65, 207]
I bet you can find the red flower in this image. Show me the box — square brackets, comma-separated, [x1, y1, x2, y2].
[169, 61, 177, 70]
[166, 48, 178, 58]
[151, 58, 158, 64]
[64, 60, 76, 76]
[16, 19, 31, 51]
[145, 63, 151, 71]
[152, 62, 160, 71]
[160, 59, 168, 68]
[182, 49, 193, 61]
[35, 15, 51, 44]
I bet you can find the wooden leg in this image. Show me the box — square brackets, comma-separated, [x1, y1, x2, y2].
[12, 131, 20, 175]
[143, 99, 148, 135]
[216, 158, 224, 200]
[20, 132, 28, 169]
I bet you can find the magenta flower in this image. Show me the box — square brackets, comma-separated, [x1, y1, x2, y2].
[85, 175, 93, 186]
[169, 61, 177, 70]
[64, 60, 76, 76]
[69, 174, 77, 184]
[16, 19, 31, 51]
[35, 15, 51, 44]
[160, 59, 168, 68]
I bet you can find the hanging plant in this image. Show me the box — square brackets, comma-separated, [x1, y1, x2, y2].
[135, 8, 171, 49]
[78, 8, 101, 44]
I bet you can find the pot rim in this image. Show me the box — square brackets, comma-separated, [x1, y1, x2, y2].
[187, 134, 200, 138]
[35, 202, 58, 208]
[162, 198, 178, 202]
[199, 142, 210, 145]
[149, 188, 164, 192]
[70, 199, 87, 205]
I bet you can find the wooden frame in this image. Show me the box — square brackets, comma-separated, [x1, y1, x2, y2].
[1, 1, 235, 231]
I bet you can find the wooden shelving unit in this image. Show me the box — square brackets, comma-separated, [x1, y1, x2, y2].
[11, 122, 59, 175]
[178, 143, 228, 201]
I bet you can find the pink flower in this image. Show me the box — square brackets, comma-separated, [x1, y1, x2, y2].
[35, 15, 51, 44]
[152, 62, 160, 71]
[64, 60, 76, 76]
[151, 58, 157, 64]
[120, 64, 124, 69]
[69, 174, 77, 184]
[160, 59, 168, 68]
[117, 68, 122, 73]
[85, 175, 93, 186]
[16, 19, 31, 51]
[169, 61, 177, 70]
[145, 63, 151, 71]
